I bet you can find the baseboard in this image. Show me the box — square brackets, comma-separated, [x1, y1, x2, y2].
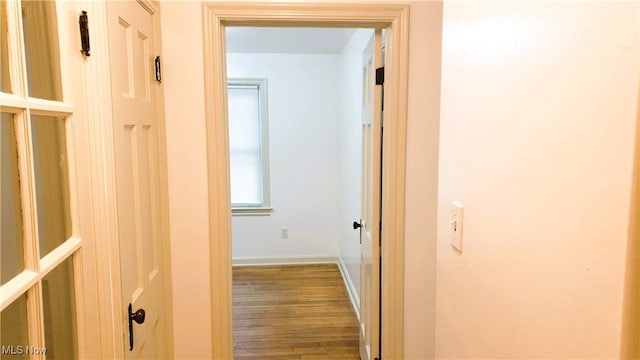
[232, 256, 338, 266]
[338, 257, 360, 320]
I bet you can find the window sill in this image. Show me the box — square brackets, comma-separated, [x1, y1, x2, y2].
[232, 207, 273, 216]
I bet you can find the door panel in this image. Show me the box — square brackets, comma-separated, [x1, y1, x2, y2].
[107, 1, 165, 358]
[359, 29, 382, 360]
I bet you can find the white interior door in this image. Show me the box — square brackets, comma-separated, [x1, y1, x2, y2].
[359, 29, 382, 360]
[1, 0, 95, 358]
[107, 1, 167, 358]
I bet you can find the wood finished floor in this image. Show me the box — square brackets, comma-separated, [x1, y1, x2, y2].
[233, 264, 360, 360]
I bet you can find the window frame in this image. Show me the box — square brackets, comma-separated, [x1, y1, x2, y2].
[227, 78, 272, 216]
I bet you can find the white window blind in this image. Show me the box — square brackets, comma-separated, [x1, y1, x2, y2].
[228, 80, 269, 209]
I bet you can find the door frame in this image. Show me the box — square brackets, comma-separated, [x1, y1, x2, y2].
[620, 51, 640, 358]
[79, 0, 174, 357]
[202, 3, 409, 358]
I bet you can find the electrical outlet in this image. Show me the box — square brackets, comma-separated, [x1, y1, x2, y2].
[281, 227, 288, 239]
[451, 201, 463, 252]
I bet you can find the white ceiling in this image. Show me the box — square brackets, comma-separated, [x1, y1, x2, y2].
[225, 27, 358, 54]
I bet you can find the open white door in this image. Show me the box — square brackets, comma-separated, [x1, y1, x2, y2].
[107, 1, 169, 358]
[356, 29, 382, 360]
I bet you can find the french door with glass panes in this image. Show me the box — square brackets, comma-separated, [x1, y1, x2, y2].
[0, 0, 94, 358]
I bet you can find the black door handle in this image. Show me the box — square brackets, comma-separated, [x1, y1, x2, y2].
[128, 303, 146, 351]
[353, 220, 363, 244]
[131, 308, 146, 324]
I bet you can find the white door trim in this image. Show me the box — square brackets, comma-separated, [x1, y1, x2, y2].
[78, 1, 121, 357]
[202, 3, 409, 359]
[79, 0, 174, 357]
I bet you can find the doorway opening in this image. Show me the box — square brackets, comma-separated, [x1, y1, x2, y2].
[225, 26, 379, 359]
[202, 3, 410, 359]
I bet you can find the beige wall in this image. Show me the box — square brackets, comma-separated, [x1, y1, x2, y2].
[228, 53, 344, 261]
[404, 2, 443, 358]
[436, 1, 639, 358]
[160, 0, 639, 358]
[160, 1, 443, 358]
[160, 3, 212, 358]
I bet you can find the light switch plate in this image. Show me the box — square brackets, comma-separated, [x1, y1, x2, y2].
[451, 201, 464, 252]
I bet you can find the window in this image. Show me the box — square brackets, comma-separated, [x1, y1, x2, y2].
[228, 78, 271, 215]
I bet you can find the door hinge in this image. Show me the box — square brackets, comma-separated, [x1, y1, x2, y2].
[375, 67, 384, 86]
[377, 66, 385, 113]
[79, 11, 90, 57]
[155, 56, 162, 83]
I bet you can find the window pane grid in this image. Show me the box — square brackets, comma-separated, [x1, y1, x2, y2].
[1, 112, 77, 282]
[0, 1, 78, 357]
[0, 82, 77, 271]
[1, 235, 80, 311]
